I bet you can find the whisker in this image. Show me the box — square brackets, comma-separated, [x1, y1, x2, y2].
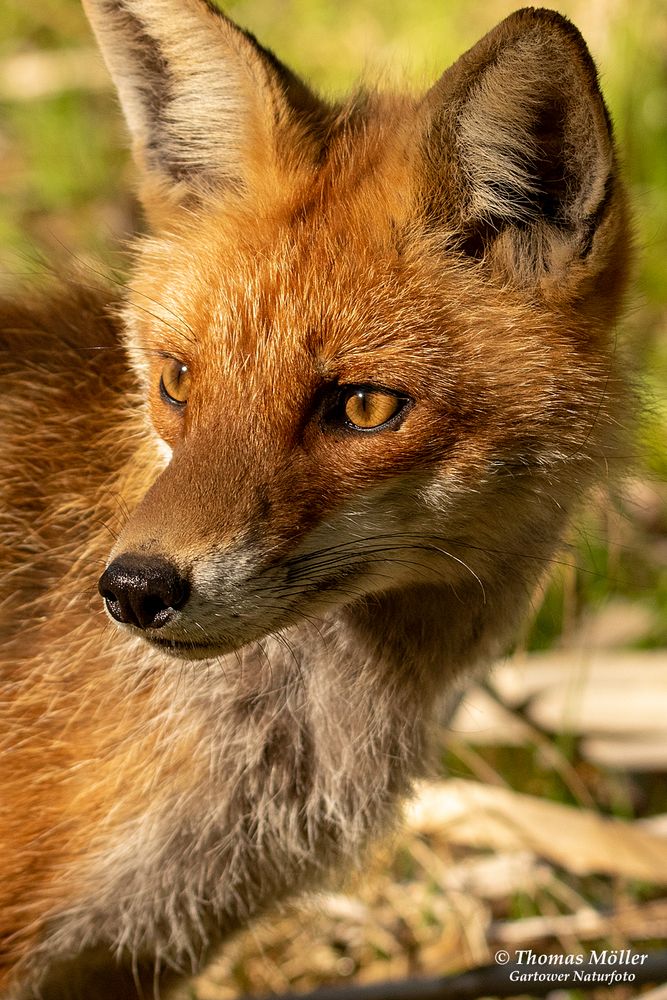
[284, 538, 486, 600]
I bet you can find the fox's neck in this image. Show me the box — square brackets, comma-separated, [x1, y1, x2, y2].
[32, 574, 539, 981]
[331, 574, 528, 696]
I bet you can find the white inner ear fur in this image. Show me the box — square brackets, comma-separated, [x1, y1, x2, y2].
[83, 0, 273, 181]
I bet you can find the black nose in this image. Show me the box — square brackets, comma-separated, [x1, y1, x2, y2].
[98, 554, 190, 630]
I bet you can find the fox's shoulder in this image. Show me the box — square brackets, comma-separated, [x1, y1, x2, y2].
[0, 278, 123, 384]
[0, 277, 134, 478]
[0, 279, 146, 638]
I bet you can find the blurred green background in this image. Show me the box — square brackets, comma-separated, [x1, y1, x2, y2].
[1, 0, 665, 649]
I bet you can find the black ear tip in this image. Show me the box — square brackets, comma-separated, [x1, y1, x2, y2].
[499, 7, 604, 92]
[501, 7, 581, 37]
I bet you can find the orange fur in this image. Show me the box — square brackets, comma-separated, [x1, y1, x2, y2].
[0, 5, 630, 998]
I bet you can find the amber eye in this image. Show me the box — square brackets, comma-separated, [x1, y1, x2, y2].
[341, 387, 409, 431]
[159, 358, 191, 406]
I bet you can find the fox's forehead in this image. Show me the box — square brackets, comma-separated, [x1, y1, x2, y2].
[125, 199, 564, 425]
[126, 105, 432, 360]
[128, 195, 447, 379]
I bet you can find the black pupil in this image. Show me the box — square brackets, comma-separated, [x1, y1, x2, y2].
[162, 361, 188, 403]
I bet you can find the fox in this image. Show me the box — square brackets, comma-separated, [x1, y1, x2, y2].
[0, 2, 631, 998]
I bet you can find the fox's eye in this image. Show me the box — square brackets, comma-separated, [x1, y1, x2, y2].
[160, 359, 191, 406]
[340, 387, 411, 432]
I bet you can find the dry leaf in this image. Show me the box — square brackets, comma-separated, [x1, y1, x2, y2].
[407, 779, 667, 882]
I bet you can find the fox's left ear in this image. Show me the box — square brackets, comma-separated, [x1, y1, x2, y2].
[421, 8, 624, 292]
[82, 0, 328, 226]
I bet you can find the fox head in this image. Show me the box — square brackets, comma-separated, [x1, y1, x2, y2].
[88, 0, 629, 660]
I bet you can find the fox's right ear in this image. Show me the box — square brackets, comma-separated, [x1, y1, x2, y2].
[82, 0, 328, 225]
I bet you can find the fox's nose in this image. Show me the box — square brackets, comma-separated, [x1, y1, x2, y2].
[98, 554, 189, 630]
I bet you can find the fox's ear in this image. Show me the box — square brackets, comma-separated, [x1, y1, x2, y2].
[82, 0, 328, 224]
[421, 8, 619, 287]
